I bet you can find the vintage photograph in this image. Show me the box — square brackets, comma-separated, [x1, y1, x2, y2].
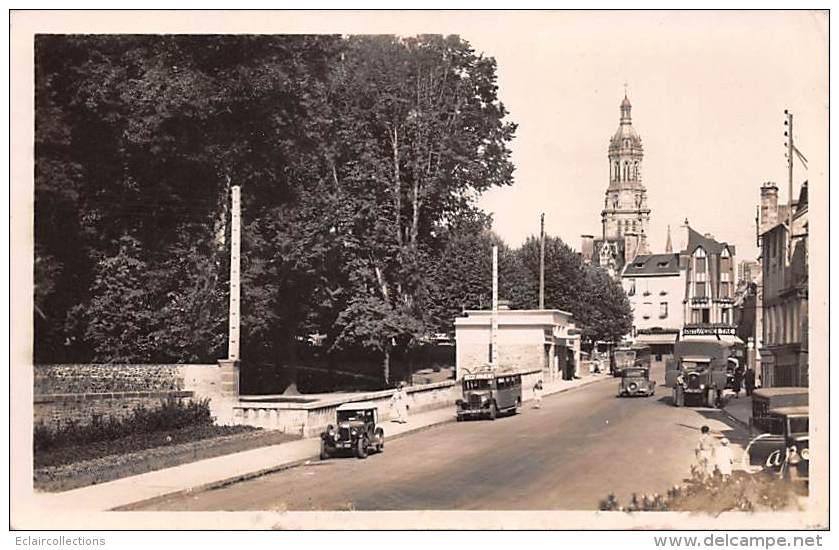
[10, 9, 828, 531]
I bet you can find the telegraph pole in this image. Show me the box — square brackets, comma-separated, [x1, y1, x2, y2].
[227, 185, 241, 361]
[784, 110, 794, 263]
[491, 245, 499, 369]
[539, 213, 545, 309]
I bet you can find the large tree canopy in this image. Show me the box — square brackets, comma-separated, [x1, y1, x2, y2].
[35, 34, 629, 387]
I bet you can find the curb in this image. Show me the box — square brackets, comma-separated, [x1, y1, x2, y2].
[114, 376, 607, 511]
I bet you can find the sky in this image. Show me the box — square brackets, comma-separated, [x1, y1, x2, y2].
[460, 11, 828, 262]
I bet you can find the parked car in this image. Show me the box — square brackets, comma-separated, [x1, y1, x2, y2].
[751, 387, 809, 432]
[320, 402, 384, 460]
[746, 405, 809, 485]
[618, 366, 656, 397]
[456, 371, 522, 420]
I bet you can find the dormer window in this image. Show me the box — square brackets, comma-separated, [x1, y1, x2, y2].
[721, 247, 731, 258]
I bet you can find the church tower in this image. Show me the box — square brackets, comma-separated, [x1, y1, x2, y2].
[601, 94, 651, 254]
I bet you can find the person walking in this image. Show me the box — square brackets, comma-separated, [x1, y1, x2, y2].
[744, 368, 756, 397]
[390, 382, 410, 424]
[695, 425, 716, 479]
[714, 437, 734, 480]
[732, 366, 744, 399]
[533, 379, 544, 409]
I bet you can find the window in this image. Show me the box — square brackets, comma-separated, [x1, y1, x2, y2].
[720, 281, 730, 298]
[695, 282, 706, 298]
[660, 302, 668, 318]
[627, 279, 636, 296]
[721, 308, 731, 324]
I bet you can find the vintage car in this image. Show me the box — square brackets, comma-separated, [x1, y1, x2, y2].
[320, 402, 385, 460]
[746, 405, 809, 484]
[456, 370, 522, 421]
[618, 366, 656, 397]
[612, 344, 651, 377]
[751, 387, 809, 430]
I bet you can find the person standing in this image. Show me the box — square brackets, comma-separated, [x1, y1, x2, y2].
[533, 379, 544, 409]
[390, 382, 410, 424]
[695, 425, 715, 479]
[714, 437, 734, 480]
[732, 366, 744, 399]
[744, 368, 756, 397]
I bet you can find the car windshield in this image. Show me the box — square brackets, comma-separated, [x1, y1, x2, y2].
[788, 416, 809, 434]
[464, 379, 491, 390]
[337, 410, 373, 423]
[623, 369, 646, 378]
[682, 361, 709, 371]
[615, 351, 635, 365]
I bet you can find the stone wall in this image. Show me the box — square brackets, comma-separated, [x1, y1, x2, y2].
[234, 380, 459, 437]
[33, 364, 231, 429]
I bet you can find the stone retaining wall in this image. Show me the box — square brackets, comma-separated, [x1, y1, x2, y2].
[33, 364, 231, 429]
[234, 380, 460, 437]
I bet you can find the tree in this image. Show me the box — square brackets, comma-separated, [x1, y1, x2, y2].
[515, 235, 632, 344]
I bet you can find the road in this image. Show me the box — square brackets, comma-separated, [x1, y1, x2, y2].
[137, 364, 749, 511]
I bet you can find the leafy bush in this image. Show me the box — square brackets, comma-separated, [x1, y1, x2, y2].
[34, 397, 213, 453]
[599, 469, 803, 514]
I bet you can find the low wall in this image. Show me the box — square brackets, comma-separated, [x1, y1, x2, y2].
[33, 364, 232, 429]
[234, 380, 459, 437]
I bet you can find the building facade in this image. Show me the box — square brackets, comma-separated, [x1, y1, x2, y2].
[620, 253, 685, 361]
[454, 308, 580, 381]
[677, 220, 737, 326]
[758, 181, 808, 387]
[582, 94, 651, 276]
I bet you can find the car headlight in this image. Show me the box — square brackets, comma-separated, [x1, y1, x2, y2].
[699, 384, 706, 390]
[351, 428, 357, 435]
[800, 448, 810, 461]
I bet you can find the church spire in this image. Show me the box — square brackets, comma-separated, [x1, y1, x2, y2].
[665, 225, 673, 253]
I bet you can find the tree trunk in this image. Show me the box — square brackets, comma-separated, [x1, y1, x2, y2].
[383, 343, 391, 386]
[391, 127, 402, 246]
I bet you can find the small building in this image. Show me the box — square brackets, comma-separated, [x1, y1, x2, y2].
[620, 252, 685, 363]
[454, 308, 580, 381]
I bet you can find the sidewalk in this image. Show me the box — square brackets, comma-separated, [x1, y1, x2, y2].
[722, 392, 752, 427]
[32, 373, 605, 512]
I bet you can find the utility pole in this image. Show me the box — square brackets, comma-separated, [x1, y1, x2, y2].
[784, 110, 794, 263]
[228, 185, 241, 361]
[539, 213, 545, 309]
[491, 245, 499, 369]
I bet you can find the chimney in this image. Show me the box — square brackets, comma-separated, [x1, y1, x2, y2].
[760, 182, 779, 234]
[665, 225, 673, 254]
[678, 218, 691, 253]
[580, 235, 595, 263]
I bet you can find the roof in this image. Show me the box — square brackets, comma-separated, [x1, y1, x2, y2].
[754, 387, 809, 398]
[336, 401, 379, 411]
[622, 253, 681, 277]
[769, 406, 809, 417]
[684, 227, 735, 256]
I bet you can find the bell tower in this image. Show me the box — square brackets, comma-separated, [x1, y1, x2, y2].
[601, 93, 651, 254]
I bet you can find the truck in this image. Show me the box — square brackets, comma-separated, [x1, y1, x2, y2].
[611, 343, 651, 378]
[665, 338, 733, 408]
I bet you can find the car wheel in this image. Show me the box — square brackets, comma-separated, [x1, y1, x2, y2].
[356, 437, 368, 459]
[319, 440, 329, 461]
[488, 403, 497, 421]
[375, 428, 385, 452]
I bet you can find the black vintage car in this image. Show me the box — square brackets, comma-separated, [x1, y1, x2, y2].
[746, 405, 809, 485]
[618, 366, 656, 397]
[320, 402, 385, 460]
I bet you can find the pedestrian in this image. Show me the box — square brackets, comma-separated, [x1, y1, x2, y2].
[714, 437, 734, 480]
[390, 382, 410, 424]
[533, 379, 544, 409]
[732, 366, 744, 399]
[744, 368, 756, 397]
[695, 425, 715, 479]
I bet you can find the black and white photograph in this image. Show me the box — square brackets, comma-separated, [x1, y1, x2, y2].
[9, 8, 829, 534]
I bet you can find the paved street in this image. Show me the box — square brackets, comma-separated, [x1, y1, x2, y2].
[137, 364, 749, 511]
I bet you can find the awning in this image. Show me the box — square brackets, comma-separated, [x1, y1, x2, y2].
[635, 333, 678, 345]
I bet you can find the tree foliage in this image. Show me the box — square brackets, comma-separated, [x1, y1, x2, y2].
[35, 33, 630, 385]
